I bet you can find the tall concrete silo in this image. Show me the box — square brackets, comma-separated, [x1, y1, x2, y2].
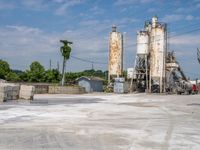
[148, 16, 167, 93]
[108, 26, 123, 82]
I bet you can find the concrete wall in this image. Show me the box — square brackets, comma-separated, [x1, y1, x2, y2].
[48, 86, 85, 94]
[34, 85, 49, 94]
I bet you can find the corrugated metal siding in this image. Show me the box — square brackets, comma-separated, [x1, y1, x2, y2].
[91, 80, 103, 92]
[78, 78, 103, 93]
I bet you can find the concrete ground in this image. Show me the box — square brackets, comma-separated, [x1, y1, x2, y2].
[0, 93, 200, 150]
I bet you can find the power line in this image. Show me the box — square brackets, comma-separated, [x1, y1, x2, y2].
[70, 55, 107, 65]
[169, 22, 200, 32]
[170, 27, 200, 38]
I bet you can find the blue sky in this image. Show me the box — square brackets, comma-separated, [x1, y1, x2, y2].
[0, 0, 200, 79]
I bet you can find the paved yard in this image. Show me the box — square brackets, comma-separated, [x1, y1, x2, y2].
[0, 93, 200, 150]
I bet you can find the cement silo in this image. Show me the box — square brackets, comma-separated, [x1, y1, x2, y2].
[108, 26, 123, 82]
[148, 16, 167, 93]
[132, 31, 149, 92]
[136, 31, 149, 57]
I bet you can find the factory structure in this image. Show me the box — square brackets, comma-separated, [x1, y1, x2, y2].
[109, 16, 194, 94]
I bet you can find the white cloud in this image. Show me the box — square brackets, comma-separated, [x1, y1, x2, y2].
[115, 0, 137, 5]
[175, 7, 194, 13]
[170, 35, 200, 46]
[147, 8, 159, 13]
[0, 1, 15, 10]
[0, 25, 60, 69]
[55, 0, 85, 15]
[118, 18, 137, 25]
[196, 3, 200, 8]
[115, 0, 153, 5]
[21, 0, 48, 10]
[6, 25, 41, 34]
[89, 6, 104, 15]
[120, 7, 127, 12]
[185, 15, 194, 21]
[140, 0, 154, 3]
[79, 20, 99, 26]
[161, 14, 184, 22]
[52, 0, 65, 3]
[162, 14, 196, 22]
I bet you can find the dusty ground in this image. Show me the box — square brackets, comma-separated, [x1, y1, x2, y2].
[0, 93, 200, 150]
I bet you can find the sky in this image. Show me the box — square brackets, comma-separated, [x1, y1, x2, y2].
[0, 0, 200, 79]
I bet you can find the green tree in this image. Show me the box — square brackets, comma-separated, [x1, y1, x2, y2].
[60, 40, 72, 86]
[6, 72, 20, 82]
[0, 60, 10, 79]
[44, 69, 61, 83]
[19, 72, 29, 82]
[26, 61, 45, 82]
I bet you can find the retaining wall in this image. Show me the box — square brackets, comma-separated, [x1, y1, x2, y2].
[48, 86, 85, 94]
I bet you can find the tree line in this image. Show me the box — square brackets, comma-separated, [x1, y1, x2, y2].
[0, 59, 108, 84]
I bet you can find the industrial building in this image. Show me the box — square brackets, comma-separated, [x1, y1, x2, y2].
[132, 16, 167, 93]
[131, 16, 192, 94]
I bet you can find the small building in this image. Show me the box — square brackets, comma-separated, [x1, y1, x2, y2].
[76, 76, 104, 93]
[114, 78, 129, 93]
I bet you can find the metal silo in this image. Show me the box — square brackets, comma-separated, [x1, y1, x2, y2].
[108, 26, 123, 82]
[149, 16, 167, 93]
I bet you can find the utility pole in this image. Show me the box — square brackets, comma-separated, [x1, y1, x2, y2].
[92, 62, 94, 70]
[60, 40, 73, 86]
[197, 48, 200, 64]
[57, 61, 60, 72]
[49, 59, 52, 70]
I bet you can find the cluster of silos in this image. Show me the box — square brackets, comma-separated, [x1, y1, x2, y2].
[135, 16, 167, 93]
[108, 26, 123, 82]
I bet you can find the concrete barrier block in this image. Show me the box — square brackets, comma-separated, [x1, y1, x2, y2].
[0, 79, 6, 83]
[0, 83, 20, 101]
[19, 85, 35, 100]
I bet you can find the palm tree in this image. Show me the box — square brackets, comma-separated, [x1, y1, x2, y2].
[60, 40, 72, 86]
